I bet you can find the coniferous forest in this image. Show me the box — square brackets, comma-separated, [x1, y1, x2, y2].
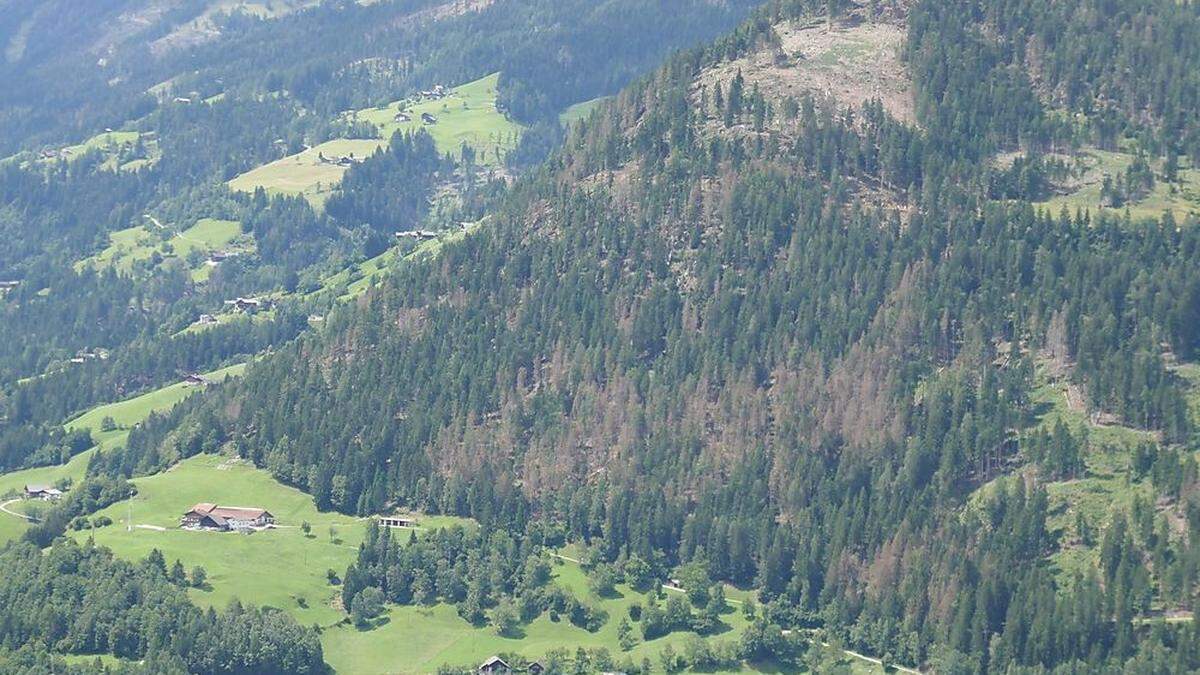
[2, 0, 1200, 673]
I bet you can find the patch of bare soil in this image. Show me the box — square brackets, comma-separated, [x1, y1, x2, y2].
[415, 0, 495, 22]
[698, 18, 914, 125]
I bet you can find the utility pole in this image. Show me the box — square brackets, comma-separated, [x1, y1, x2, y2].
[127, 488, 134, 532]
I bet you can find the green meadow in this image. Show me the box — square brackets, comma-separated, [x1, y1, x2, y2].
[7, 130, 165, 173]
[0, 363, 247, 543]
[323, 552, 883, 674]
[559, 96, 610, 126]
[66, 362, 247, 446]
[322, 555, 754, 675]
[76, 218, 248, 281]
[62, 131, 159, 172]
[227, 138, 384, 208]
[314, 222, 481, 301]
[1035, 148, 1200, 223]
[69, 453, 372, 627]
[350, 73, 524, 165]
[231, 73, 523, 208]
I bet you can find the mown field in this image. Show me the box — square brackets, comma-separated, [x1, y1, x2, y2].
[0, 363, 247, 543]
[70, 448, 473, 628]
[227, 138, 384, 208]
[69, 452, 376, 627]
[229, 73, 522, 207]
[350, 73, 523, 166]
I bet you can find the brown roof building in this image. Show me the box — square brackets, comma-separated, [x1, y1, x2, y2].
[181, 503, 274, 531]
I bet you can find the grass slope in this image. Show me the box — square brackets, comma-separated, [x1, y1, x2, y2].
[227, 139, 384, 209]
[1034, 148, 1200, 223]
[69, 131, 158, 171]
[976, 359, 1192, 589]
[69, 453, 369, 627]
[0, 364, 247, 542]
[1029, 365, 1159, 583]
[322, 558, 756, 675]
[323, 551, 880, 674]
[77, 218, 248, 281]
[560, 97, 611, 126]
[350, 73, 523, 166]
[314, 221, 481, 301]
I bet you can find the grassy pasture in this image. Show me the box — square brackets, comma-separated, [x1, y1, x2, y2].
[62, 131, 159, 171]
[65, 362, 247, 447]
[323, 552, 882, 674]
[68, 453, 373, 626]
[1035, 148, 1200, 223]
[67, 446, 472, 628]
[314, 222, 481, 301]
[0, 364, 247, 543]
[13, 131, 164, 173]
[76, 218, 248, 281]
[227, 139, 384, 208]
[560, 97, 611, 126]
[349, 73, 523, 166]
[321, 555, 756, 674]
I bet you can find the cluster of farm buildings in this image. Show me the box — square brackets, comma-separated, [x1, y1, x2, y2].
[180, 503, 274, 532]
[24, 484, 64, 501]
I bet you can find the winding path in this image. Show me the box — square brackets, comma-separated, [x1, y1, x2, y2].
[0, 498, 37, 522]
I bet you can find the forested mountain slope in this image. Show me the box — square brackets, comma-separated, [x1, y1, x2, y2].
[80, 0, 1200, 671]
[0, 0, 764, 481]
[3, 0, 1200, 672]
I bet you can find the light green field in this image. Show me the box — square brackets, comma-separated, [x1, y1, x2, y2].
[0, 364, 247, 542]
[321, 246, 400, 300]
[32, 131, 162, 173]
[76, 218, 248, 281]
[0, 448, 94, 504]
[323, 552, 884, 674]
[60, 654, 134, 669]
[0, 506, 31, 542]
[560, 97, 610, 126]
[228, 139, 384, 208]
[177, 310, 257, 336]
[323, 556, 756, 675]
[314, 222, 480, 301]
[69, 453, 371, 626]
[349, 73, 524, 166]
[1035, 148, 1200, 223]
[66, 362, 247, 446]
[75, 225, 157, 273]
